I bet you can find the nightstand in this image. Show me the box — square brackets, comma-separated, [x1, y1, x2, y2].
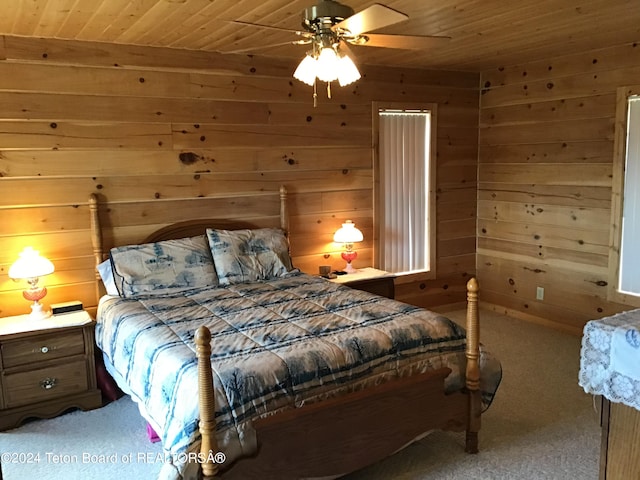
[329, 267, 396, 299]
[0, 310, 102, 431]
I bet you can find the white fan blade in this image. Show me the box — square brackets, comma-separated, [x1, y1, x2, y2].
[332, 4, 407, 36]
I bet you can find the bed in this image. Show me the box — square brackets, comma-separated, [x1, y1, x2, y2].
[88, 187, 502, 480]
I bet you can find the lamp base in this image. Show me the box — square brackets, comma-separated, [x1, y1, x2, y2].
[341, 250, 358, 274]
[343, 262, 357, 274]
[29, 301, 51, 321]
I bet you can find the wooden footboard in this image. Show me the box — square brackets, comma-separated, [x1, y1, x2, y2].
[195, 277, 482, 479]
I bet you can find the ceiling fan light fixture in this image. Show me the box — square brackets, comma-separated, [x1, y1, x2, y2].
[238, 1, 447, 105]
[293, 53, 318, 86]
[337, 52, 360, 86]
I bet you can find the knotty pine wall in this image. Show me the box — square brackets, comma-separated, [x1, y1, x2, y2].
[478, 41, 639, 334]
[0, 36, 479, 317]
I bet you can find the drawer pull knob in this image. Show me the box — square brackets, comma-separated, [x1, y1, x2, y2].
[39, 377, 57, 390]
[40, 346, 49, 354]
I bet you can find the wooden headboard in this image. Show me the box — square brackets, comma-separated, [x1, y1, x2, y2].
[88, 186, 289, 299]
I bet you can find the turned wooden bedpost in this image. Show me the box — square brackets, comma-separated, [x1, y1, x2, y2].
[89, 194, 106, 300]
[465, 277, 481, 453]
[196, 326, 220, 479]
[279, 185, 289, 235]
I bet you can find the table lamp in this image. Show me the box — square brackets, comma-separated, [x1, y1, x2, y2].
[8, 247, 55, 320]
[333, 220, 364, 273]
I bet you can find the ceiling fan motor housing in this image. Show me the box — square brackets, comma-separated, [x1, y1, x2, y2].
[302, 0, 355, 32]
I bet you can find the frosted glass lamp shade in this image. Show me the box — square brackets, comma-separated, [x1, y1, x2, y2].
[293, 54, 318, 86]
[316, 47, 340, 82]
[333, 220, 364, 244]
[9, 247, 54, 279]
[337, 54, 361, 87]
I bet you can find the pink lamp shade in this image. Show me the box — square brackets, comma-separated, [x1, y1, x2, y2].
[333, 220, 364, 274]
[9, 247, 55, 320]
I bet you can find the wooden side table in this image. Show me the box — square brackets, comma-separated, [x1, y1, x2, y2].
[329, 267, 396, 299]
[599, 397, 640, 479]
[0, 310, 102, 431]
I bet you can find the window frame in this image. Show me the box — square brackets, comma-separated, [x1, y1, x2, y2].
[372, 101, 437, 281]
[608, 86, 640, 307]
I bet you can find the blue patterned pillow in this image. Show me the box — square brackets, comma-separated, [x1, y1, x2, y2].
[110, 236, 218, 298]
[206, 228, 293, 285]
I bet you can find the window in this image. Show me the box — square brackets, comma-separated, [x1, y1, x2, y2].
[374, 103, 436, 276]
[609, 89, 640, 306]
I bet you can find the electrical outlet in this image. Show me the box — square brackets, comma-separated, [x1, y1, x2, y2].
[536, 286, 544, 301]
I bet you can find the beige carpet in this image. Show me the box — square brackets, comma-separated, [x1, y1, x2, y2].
[0, 309, 600, 479]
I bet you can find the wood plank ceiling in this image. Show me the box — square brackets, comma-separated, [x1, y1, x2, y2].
[0, 0, 639, 71]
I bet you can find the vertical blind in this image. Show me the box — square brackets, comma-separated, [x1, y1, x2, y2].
[378, 110, 430, 274]
[620, 97, 640, 295]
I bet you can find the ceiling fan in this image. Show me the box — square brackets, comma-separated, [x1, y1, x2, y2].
[227, 1, 450, 104]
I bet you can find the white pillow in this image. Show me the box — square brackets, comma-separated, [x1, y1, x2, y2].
[97, 259, 119, 296]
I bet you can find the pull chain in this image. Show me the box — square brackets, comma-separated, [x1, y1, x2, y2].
[313, 79, 318, 108]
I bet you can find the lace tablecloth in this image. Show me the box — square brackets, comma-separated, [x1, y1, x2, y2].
[579, 309, 640, 411]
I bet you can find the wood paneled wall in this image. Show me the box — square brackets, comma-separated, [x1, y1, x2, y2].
[0, 36, 479, 317]
[478, 42, 640, 333]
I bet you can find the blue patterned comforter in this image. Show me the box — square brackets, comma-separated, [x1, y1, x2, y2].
[95, 272, 501, 479]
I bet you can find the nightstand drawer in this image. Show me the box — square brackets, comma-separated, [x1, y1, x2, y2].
[1, 330, 85, 368]
[3, 358, 89, 408]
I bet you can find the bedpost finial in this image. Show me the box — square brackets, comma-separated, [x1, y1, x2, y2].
[195, 326, 212, 347]
[467, 277, 479, 293]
